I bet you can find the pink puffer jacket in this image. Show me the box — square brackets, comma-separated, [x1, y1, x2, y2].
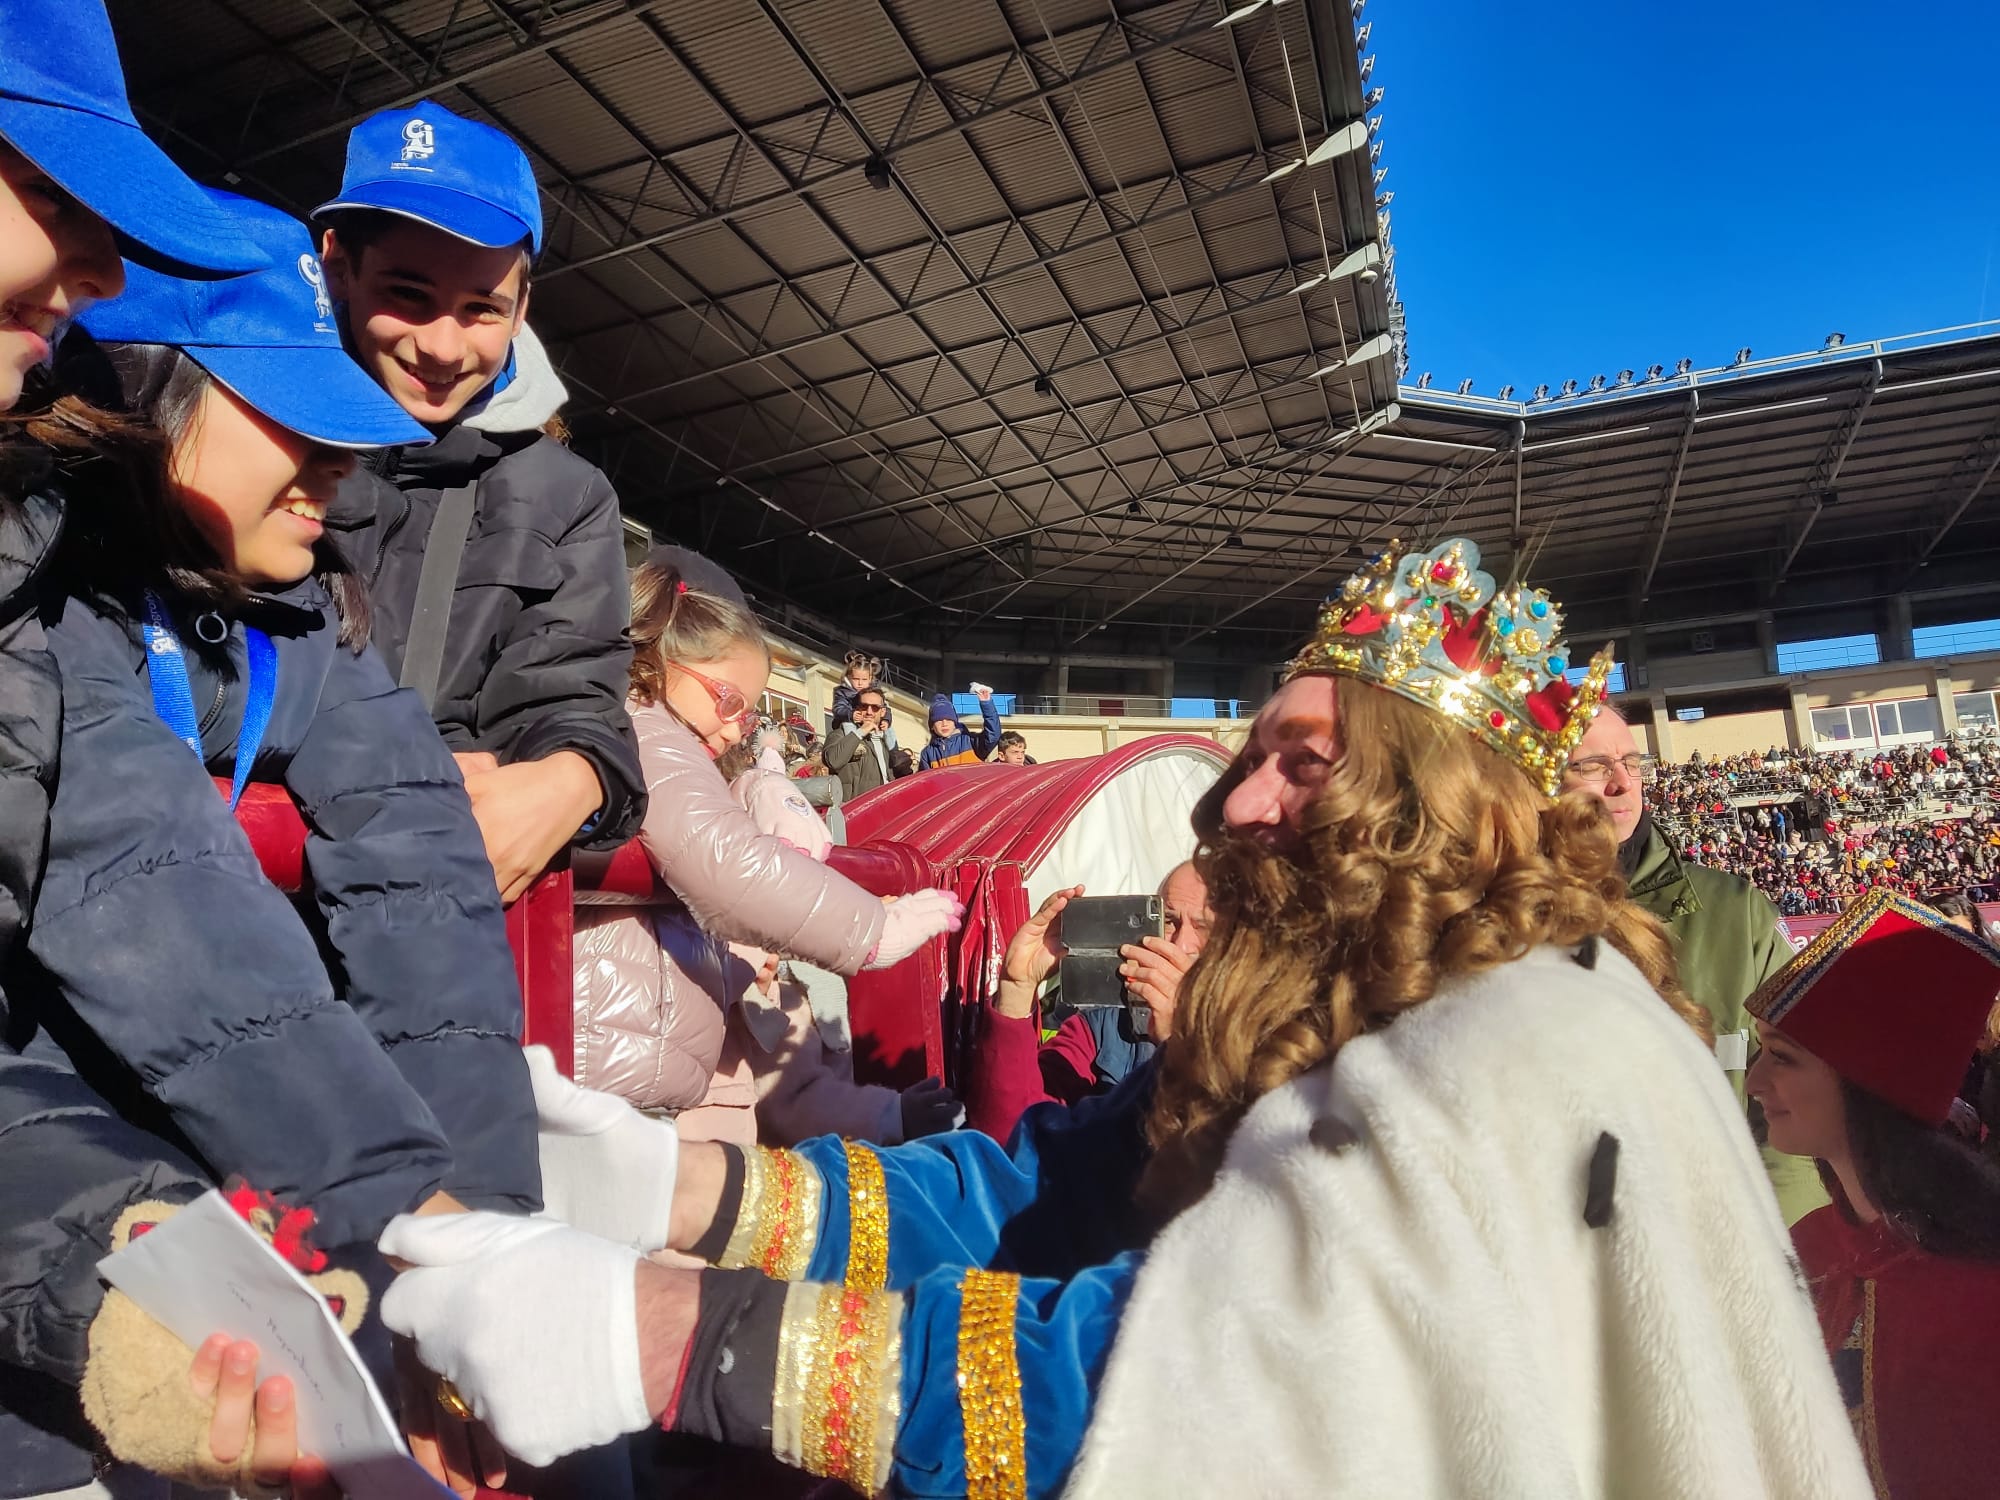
[570, 701, 888, 1109]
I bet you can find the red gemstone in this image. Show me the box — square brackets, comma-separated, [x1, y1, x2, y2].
[839, 1319, 859, 1337]
[835, 1349, 855, 1367]
[1431, 562, 1456, 582]
[1488, 710, 1506, 728]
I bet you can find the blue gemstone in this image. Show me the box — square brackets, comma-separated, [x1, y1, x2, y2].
[1497, 618, 1514, 635]
[1529, 599, 1549, 618]
[1547, 655, 1566, 674]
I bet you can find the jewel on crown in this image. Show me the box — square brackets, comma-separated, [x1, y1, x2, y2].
[1285, 537, 1615, 797]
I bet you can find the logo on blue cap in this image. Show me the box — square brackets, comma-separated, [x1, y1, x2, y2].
[296, 254, 334, 332]
[399, 119, 436, 166]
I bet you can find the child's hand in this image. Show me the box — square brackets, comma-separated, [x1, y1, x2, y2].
[188, 1333, 339, 1497]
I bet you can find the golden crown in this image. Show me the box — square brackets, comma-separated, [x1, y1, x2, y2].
[1284, 537, 1615, 797]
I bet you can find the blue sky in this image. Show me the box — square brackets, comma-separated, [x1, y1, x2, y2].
[1366, 0, 2000, 392]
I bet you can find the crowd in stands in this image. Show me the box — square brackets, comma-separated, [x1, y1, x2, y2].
[1650, 734, 2000, 913]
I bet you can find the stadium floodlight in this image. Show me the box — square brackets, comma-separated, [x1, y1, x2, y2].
[1497, 384, 1515, 400]
[1674, 357, 1693, 375]
[864, 156, 892, 190]
[1367, 114, 1384, 138]
[1359, 55, 1375, 83]
[1372, 167, 1388, 188]
[1353, 0, 1366, 19]
[1369, 141, 1383, 165]
[1224, 532, 1246, 548]
[1375, 190, 1395, 209]
[1733, 347, 1753, 366]
[1415, 371, 1433, 389]
[1645, 363, 1665, 381]
[1363, 86, 1385, 109]
[1127, 500, 1144, 515]
[1615, 369, 1634, 387]
[1356, 20, 1372, 45]
[1530, 384, 1549, 402]
[1457, 379, 1474, 395]
[1824, 332, 1845, 349]
[1588, 374, 1606, 392]
[1559, 378, 1578, 397]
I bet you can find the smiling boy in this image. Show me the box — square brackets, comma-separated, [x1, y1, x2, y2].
[314, 102, 643, 899]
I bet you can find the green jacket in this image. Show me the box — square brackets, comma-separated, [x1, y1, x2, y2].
[1626, 826, 1830, 1224]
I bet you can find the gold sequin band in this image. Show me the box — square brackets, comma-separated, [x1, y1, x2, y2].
[845, 1142, 889, 1292]
[771, 1281, 902, 1497]
[956, 1268, 1026, 1500]
[716, 1146, 821, 1281]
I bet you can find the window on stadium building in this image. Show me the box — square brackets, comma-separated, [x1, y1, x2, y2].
[1776, 633, 1881, 674]
[1810, 705, 1874, 746]
[1915, 618, 2000, 659]
[1956, 692, 1999, 733]
[1809, 696, 1941, 749]
[1874, 697, 1939, 742]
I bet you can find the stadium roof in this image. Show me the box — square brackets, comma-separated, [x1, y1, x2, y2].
[110, 2, 2000, 663]
[113, 0, 1401, 660]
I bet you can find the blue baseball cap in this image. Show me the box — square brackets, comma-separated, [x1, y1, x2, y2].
[0, 0, 268, 273]
[80, 192, 430, 449]
[314, 101, 542, 254]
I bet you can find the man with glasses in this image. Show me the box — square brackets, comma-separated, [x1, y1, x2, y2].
[1564, 706, 1827, 1222]
[825, 687, 896, 800]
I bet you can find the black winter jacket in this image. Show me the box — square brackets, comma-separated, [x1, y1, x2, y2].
[326, 340, 643, 848]
[25, 576, 541, 1247]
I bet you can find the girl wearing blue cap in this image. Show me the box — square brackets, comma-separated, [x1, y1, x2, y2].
[10, 186, 544, 1494]
[0, 4, 344, 1496]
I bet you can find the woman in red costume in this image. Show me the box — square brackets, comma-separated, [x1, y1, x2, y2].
[1746, 888, 2000, 1500]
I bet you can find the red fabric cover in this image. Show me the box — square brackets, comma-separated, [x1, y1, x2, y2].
[961, 1010, 1097, 1141]
[1750, 890, 2000, 1125]
[1793, 1204, 2000, 1500]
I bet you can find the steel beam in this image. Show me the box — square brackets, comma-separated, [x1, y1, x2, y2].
[1766, 359, 1883, 599]
[1631, 390, 1700, 605]
[1902, 409, 2000, 585]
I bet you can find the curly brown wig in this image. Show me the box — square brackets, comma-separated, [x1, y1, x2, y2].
[1139, 675, 1708, 1221]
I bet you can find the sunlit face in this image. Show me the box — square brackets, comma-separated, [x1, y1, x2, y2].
[998, 741, 1027, 766]
[1221, 675, 1342, 853]
[1563, 709, 1645, 841]
[0, 140, 122, 411]
[1745, 1020, 1849, 1161]
[321, 219, 528, 426]
[661, 643, 770, 755]
[846, 666, 875, 692]
[931, 715, 959, 738]
[1159, 862, 1212, 957]
[169, 382, 357, 586]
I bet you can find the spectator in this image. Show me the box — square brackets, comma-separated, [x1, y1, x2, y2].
[0, 17, 335, 1493]
[993, 730, 1035, 766]
[917, 686, 1001, 770]
[824, 684, 893, 800]
[318, 101, 645, 902]
[1746, 891, 2000, 1500]
[830, 649, 895, 750]
[1564, 706, 1826, 1222]
[571, 548, 962, 1120]
[963, 862, 1212, 1141]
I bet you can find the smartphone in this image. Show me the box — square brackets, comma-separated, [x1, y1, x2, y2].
[1057, 894, 1164, 1017]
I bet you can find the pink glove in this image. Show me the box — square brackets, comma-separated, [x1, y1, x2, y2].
[865, 889, 964, 970]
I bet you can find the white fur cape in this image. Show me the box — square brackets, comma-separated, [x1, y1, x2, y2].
[1065, 943, 1871, 1500]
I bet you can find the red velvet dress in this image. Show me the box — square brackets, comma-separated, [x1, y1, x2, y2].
[1792, 1203, 2000, 1499]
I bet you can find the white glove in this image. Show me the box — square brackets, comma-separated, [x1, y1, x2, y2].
[865, 888, 964, 970]
[379, 1213, 650, 1469]
[525, 1045, 678, 1253]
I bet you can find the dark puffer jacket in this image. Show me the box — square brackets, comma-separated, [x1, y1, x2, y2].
[27, 574, 541, 1245]
[327, 333, 643, 848]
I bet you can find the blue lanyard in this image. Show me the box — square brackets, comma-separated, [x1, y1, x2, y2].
[141, 589, 277, 810]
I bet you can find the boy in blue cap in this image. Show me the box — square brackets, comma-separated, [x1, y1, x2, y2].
[918, 685, 1003, 770]
[314, 100, 644, 901]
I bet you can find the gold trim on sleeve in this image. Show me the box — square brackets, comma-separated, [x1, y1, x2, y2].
[845, 1141, 890, 1292]
[957, 1268, 1026, 1500]
[717, 1147, 823, 1280]
[771, 1281, 903, 1496]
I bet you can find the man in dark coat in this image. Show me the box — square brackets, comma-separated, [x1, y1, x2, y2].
[825, 684, 895, 801]
[317, 101, 643, 900]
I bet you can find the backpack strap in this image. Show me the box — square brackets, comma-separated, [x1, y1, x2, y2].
[397, 481, 478, 711]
